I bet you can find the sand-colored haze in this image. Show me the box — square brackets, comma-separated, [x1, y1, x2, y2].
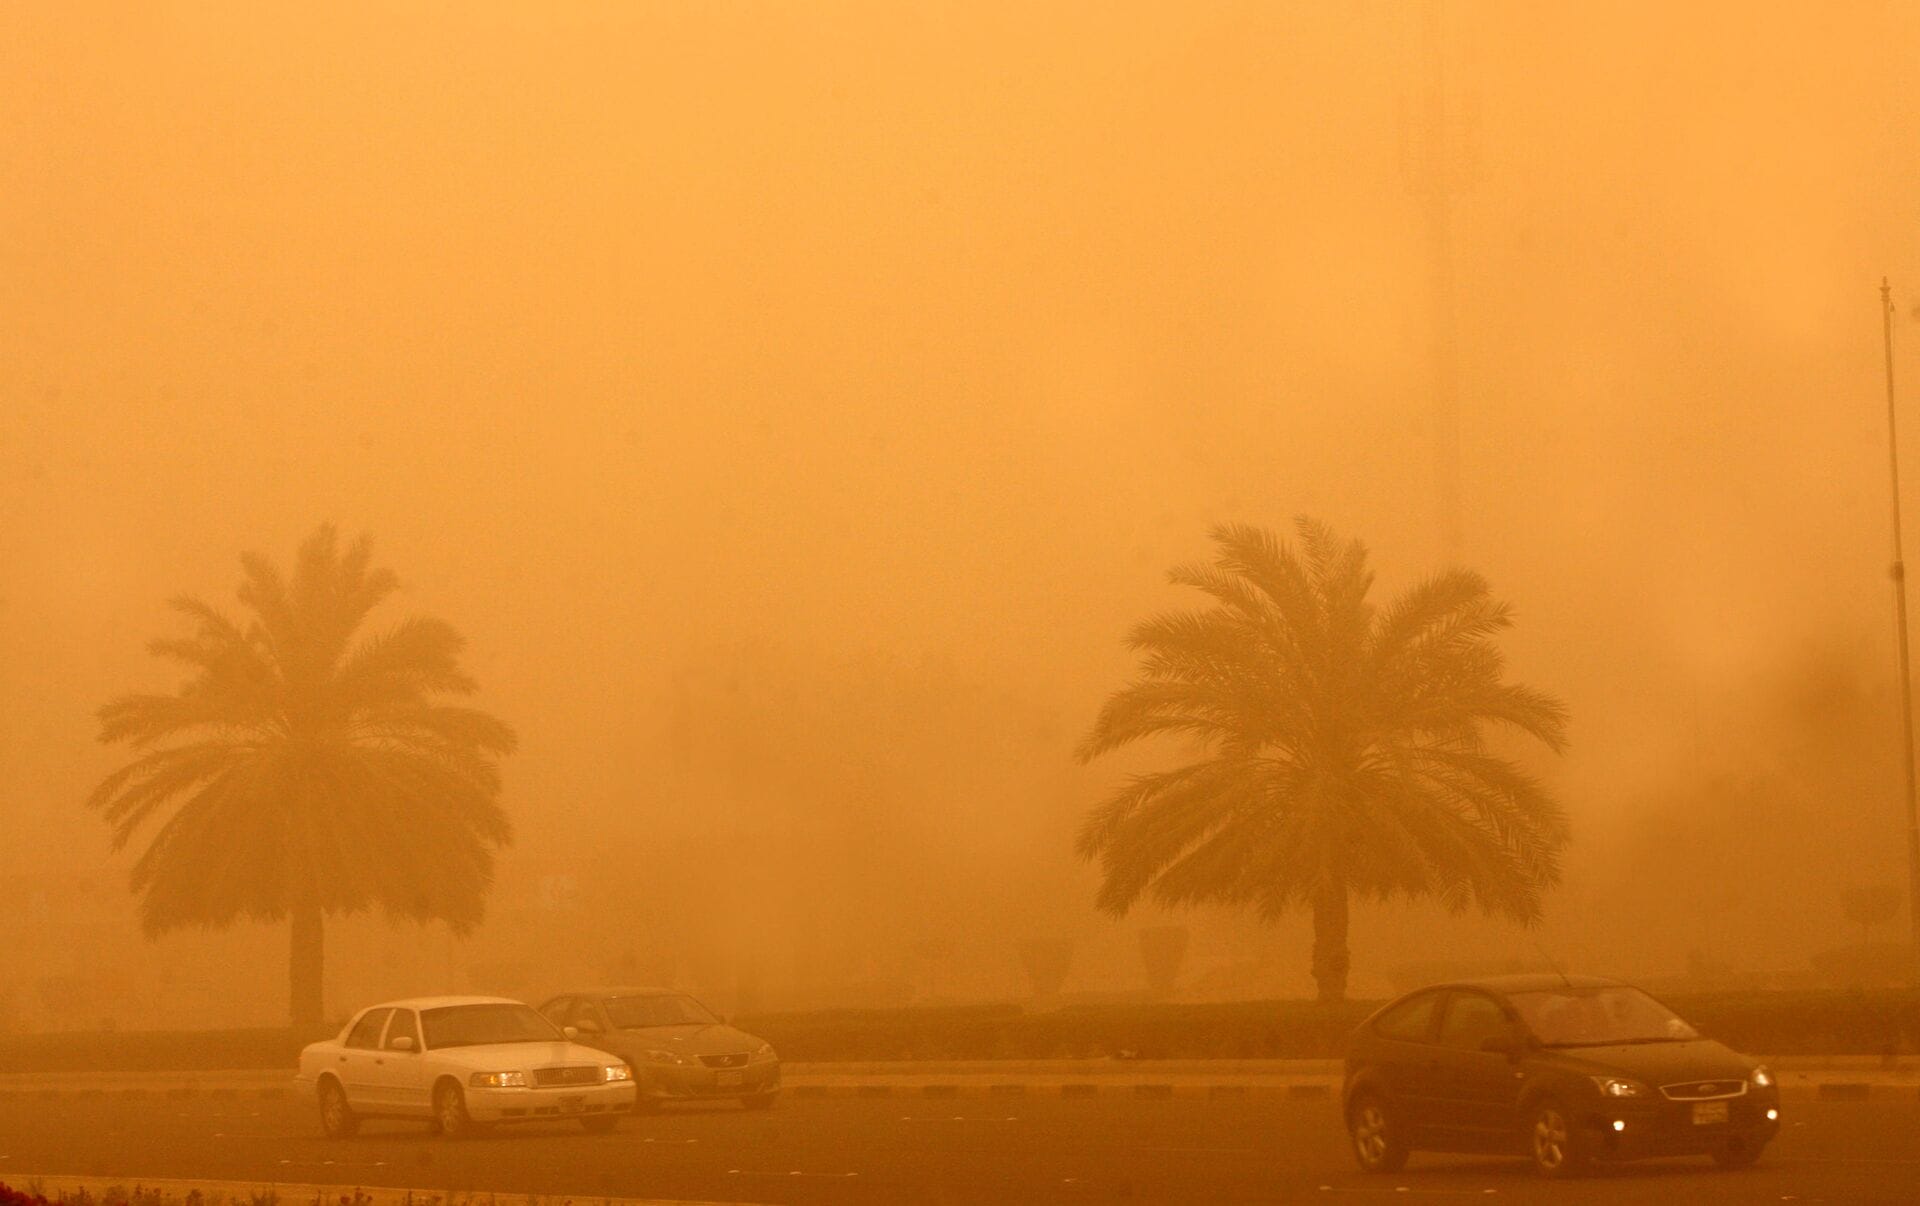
[3, 1, 1919, 1027]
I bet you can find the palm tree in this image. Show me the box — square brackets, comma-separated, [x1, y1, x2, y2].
[1076, 519, 1569, 1002]
[88, 525, 515, 1025]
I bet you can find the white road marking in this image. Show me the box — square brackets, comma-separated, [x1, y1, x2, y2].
[725, 1170, 858, 1179]
[898, 1115, 1019, 1122]
[1316, 1189, 1496, 1197]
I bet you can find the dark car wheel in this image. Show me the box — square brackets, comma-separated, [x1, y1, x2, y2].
[1347, 1093, 1409, 1173]
[1527, 1098, 1592, 1178]
[317, 1078, 358, 1139]
[1711, 1135, 1766, 1168]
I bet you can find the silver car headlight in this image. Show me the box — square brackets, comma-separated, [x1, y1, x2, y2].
[603, 1063, 633, 1083]
[469, 1071, 528, 1088]
[1591, 1076, 1647, 1098]
[749, 1042, 777, 1063]
[644, 1049, 686, 1066]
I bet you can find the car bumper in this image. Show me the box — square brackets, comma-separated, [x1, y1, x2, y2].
[1582, 1091, 1781, 1160]
[639, 1061, 781, 1101]
[466, 1081, 637, 1122]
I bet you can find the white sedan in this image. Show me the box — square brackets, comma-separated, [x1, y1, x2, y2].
[296, 995, 636, 1137]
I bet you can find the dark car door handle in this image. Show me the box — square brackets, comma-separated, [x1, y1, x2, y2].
[338, 1055, 347, 1063]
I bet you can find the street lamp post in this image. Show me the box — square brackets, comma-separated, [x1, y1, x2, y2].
[1879, 277, 1920, 985]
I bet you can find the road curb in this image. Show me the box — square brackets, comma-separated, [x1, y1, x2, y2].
[3, 1174, 760, 1206]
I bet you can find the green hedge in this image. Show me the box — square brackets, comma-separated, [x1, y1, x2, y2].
[1657, 990, 1920, 1057]
[735, 991, 1920, 1061]
[0, 1025, 336, 1074]
[2, 991, 1915, 1073]
[733, 1000, 1378, 1061]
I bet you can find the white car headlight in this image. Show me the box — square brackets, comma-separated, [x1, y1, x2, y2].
[644, 1049, 686, 1066]
[1591, 1076, 1647, 1098]
[603, 1063, 633, 1082]
[748, 1042, 777, 1063]
[1751, 1065, 1774, 1088]
[469, 1071, 528, 1088]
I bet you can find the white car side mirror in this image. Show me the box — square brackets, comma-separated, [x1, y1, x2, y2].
[390, 1035, 416, 1052]
[563, 1025, 579, 1039]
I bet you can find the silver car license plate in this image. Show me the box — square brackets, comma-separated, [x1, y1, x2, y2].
[717, 1070, 744, 1087]
[1692, 1100, 1728, 1125]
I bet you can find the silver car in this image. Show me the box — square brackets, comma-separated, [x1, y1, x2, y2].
[539, 988, 780, 1110]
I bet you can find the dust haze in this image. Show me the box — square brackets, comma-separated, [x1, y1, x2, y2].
[4, 1, 1918, 1030]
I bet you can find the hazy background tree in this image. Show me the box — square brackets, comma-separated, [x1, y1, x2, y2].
[1017, 937, 1075, 1002]
[1841, 884, 1901, 945]
[1137, 925, 1189, 999]
[1078, 520, 1571, 1001]
[88, 525, 516, 1025]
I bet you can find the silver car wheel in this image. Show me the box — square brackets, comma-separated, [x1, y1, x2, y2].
[1353, 1102, 1389, 1165]
[1532, 1105, 1569, 1171]
[318, 1079, 356, 1139]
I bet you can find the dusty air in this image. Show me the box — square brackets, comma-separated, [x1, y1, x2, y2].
[2, 2, 1918, 1202]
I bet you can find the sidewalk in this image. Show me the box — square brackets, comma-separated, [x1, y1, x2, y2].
[3, 1059, 1917, 1102]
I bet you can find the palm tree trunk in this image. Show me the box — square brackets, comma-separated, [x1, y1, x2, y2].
[290, 907, 324, 1026]
[1311, 885, 1350, 1002]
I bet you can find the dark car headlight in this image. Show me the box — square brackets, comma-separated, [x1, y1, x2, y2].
[1591, 1076, 1648, 1098]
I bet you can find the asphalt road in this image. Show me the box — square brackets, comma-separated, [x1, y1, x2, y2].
[2, 1091, 1918, 1205]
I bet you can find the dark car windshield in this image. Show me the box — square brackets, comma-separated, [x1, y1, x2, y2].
[1506, 986, 1700, 1047]
[421, 1003, 564, 1049]
[605, 994, 721, 1029]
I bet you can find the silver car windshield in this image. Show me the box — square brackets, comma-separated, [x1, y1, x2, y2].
[1506, 986, 1700, 1047]
[421, 1003, 564, 1049]
[605, 994, 720, 1028]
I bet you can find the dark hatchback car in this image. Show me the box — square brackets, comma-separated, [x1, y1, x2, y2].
[539, 988, 781, 1111]
[1342, 974, 1779, 1177]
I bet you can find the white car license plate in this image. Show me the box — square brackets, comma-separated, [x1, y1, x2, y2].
[1692, 1100, 1728, 1125]
[558, 1095, 586, 1113]
[717, 1070, 744, 1087]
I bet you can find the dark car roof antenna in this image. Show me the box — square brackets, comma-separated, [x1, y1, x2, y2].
[1529, 937, 1574, 988]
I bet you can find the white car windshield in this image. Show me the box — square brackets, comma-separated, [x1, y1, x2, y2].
[1506, 986, 1700, 1047]
[605, 994, 720, 1028]
[421, 1003, 564, 1049]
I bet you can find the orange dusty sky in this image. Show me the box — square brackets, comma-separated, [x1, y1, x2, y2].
[3, 2, 1919, 1020]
